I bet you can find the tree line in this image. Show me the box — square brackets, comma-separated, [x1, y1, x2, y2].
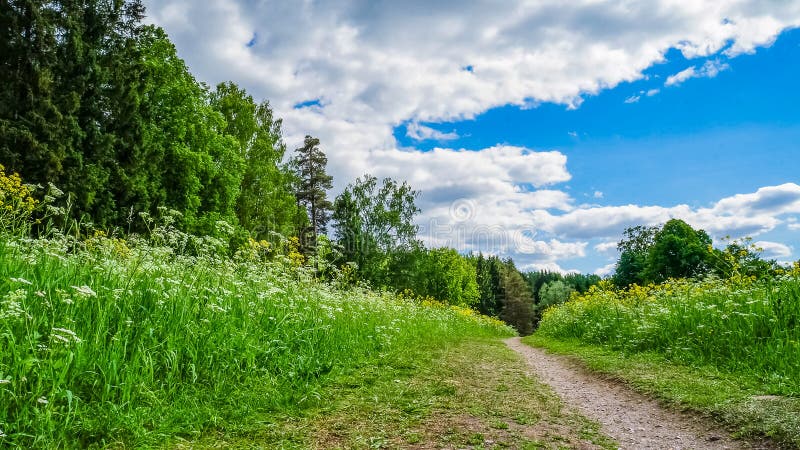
[612, 219, 785, 287]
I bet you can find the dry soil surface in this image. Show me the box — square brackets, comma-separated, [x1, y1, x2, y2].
[506, 337, 770, 450]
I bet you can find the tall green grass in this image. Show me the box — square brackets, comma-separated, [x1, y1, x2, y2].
[0, 231, 512, 447]
[536, 277, 800, 394]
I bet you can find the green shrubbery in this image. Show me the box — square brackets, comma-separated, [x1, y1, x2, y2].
[537, 274, 800, 394]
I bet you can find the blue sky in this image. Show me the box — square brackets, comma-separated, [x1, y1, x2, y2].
[144, 1, 800, 274]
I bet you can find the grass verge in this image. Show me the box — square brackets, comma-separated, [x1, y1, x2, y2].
[186, 338, 618, 449]
[0, 233, 510, 448]
[523, 334, 800, 448]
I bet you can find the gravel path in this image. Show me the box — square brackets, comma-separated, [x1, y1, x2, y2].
[505, 337, 764, 450]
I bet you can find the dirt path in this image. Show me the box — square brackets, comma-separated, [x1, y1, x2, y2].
[505, 337, 764, 450]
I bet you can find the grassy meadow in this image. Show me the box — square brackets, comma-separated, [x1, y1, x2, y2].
[0, 228, 512, 448]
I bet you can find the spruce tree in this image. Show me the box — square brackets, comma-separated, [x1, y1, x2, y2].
[499, 262, 535, 335]
[0, 1, 63, 182]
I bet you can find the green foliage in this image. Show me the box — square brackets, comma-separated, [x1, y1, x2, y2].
[210, 82, 304, 240]
[612, 220, 722, 286]
[613, 250, 648, 287]
[0, 230, 511, 447]
[537, 272, 800, 395]
[0, 1, 63, 183]
[475, 254, 504, 316]
[0, 4, 300, 240]
[644, 219, 713, 282]
[711, 236, 782, 281]
[406, 248, 480, 307]
[333, 174, 420, 285]
[538, 280, 575, 312]
[523, 270, 600, 326]
[612, 225, 658, 287]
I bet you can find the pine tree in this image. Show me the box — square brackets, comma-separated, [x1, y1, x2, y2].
[291, 135, 333, 250]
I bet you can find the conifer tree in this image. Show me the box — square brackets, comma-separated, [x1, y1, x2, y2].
[499, 262, 535, 335]
[291, 135, 333, 250]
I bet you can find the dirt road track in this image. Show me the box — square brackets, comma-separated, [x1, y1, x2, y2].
[505, 337, 770, 450]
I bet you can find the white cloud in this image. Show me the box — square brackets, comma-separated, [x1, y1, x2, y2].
[624, 95, 641, 104]
[406, 123, 459, 141]
[754, 241, 793, 259]
[626, 88, 660, 103]
[711, 183, 800, 216]
[528, 184, 800, 243]
[594, 241, 618, 253]
[665, 66, 697, 86]
[593, 191, 604, 199]
[594, 262, 617, 277]
[520, 262, 580, 275]
[665, 59, 730, 86]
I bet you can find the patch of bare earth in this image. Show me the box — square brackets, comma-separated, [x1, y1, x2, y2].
[506, 337, 775, 450]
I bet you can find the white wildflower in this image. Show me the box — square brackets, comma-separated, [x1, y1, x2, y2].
[208, 303, 227, 313]
[37, 396, 48, 405]
[9, 277, 32, 285]
[51, 334, 70, 344]
[0, 379, 10, 384]
[1, 290, 31, 320]
[51, 327, 82, 345]
[71, 285, 97, 297]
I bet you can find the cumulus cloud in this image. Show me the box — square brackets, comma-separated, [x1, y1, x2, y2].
[665, 59, 730, 86]
[527, 184, 800, 243]
[711, 183, 800, 216]
[594, 241, 618, 253]
[754, 241, 793, 259]
[406, 123, 459, 141]
[594, 262, 617, 277]
[144, 0, 800, 157]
